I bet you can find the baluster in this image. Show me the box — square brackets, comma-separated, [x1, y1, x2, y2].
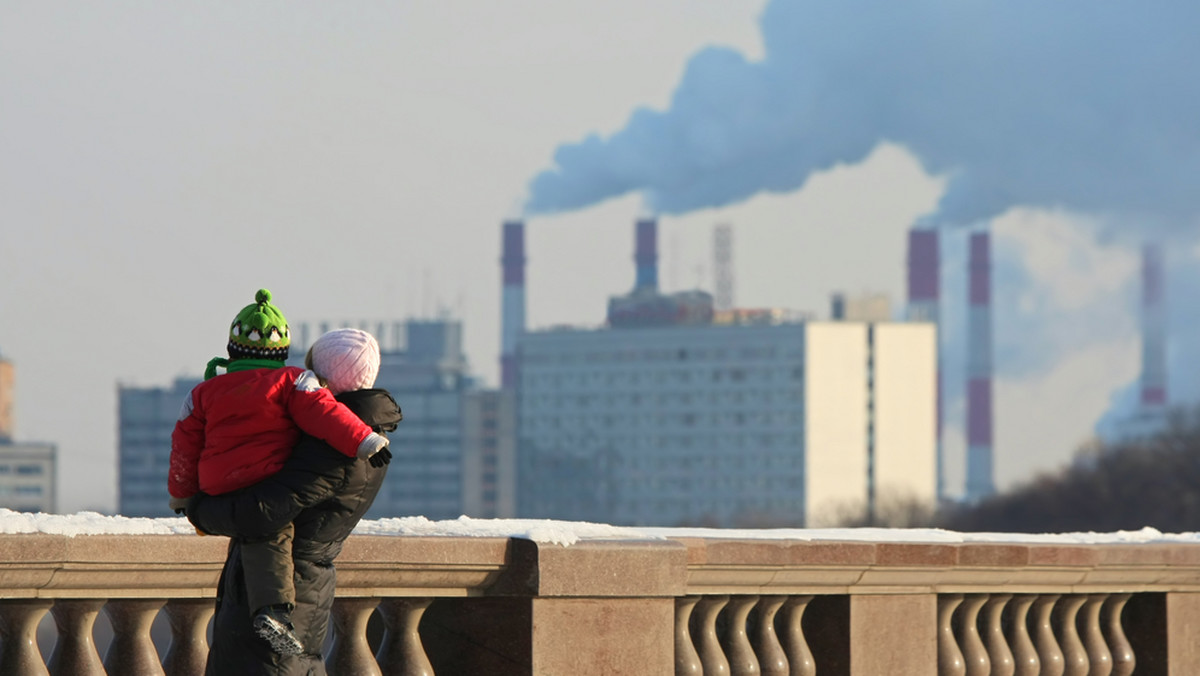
[0, 599, 52, 676]
[327, 597, 382, 676]
[959, 594, 990, 676]
[724, 595, 761, 676]
[675, 596, 703, 676]
[1057, 595, 1088, 676]
[754, 596, 789, 676]
[162, 599, 214, 676]
[104, 598, 167, 676]
[1102, 594, 1134, 676]
[779, 596, 815, 676]
[694, 595, 731, 676]
[375, 598, 434, 676]
[1080, 595, 1112, 676]
[1031, 595, 1064, 676]
[1008, 595, 1040, 676]
[982, 594, 1014, 676]
[47, 599, 105, 676]
[938, 594, 966, 676]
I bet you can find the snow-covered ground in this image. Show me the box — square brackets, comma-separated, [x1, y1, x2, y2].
[2, 509, 1198, 548]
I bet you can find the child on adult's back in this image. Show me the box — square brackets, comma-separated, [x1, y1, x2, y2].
[186, 326, 402, 671]
[168, 289, 391, 655]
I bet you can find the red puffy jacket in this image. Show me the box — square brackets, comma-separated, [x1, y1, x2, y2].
[169, 366, 373, 497]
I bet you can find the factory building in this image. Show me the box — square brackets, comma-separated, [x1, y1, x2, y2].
[515, 219, 937, 527]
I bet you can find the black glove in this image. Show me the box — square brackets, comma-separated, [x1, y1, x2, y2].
[369, 446, 392, 468]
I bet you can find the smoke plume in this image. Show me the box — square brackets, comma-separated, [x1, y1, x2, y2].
[526, 0, 1200, 228]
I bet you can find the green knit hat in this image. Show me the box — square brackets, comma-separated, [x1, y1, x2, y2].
[227, 288, 290, 361]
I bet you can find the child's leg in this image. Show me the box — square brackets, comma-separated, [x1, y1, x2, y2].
[240, 522, 296, 614]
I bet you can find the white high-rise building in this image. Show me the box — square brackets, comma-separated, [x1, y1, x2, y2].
[517, 320, 936, 527]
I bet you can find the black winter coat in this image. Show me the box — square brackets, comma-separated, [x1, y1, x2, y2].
[187, 388, 403, 676]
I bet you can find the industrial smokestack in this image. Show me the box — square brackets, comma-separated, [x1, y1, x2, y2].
[635, 217, 659, 292]
[906, 230, 940, 322]
[713, 223, 734, 311]
[966, 229, 994, 501]
[1140, 242, 1167, 408]
[906, 228, 943, 498]
[500, 219, 526, 390]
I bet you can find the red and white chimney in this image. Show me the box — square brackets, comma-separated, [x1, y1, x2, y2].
[906, 228, 944, 498]
[634, 217, 659, 292]
[1140, 242, 1167, 409]
[906, 229, 940, 322]
[500, 220, 526, 390]
[965, 229, 994, 501]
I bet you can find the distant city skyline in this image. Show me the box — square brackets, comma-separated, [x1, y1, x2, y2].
[3, 1, 1198, 514]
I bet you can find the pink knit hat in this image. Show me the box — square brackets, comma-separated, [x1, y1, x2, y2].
[309, 328, 381, 394]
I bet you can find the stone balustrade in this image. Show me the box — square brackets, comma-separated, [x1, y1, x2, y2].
[0, 533, 1198, 674]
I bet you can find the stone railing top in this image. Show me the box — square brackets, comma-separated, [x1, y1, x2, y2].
[675, 536, 1200, 595]
[1, 530, 1199, 601]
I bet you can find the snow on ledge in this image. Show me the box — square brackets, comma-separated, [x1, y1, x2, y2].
[1, 509, 1198, 548]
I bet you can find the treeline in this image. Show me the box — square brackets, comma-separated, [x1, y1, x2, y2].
[942, 407, 1200, 533]
[826, 407, 1200, 533]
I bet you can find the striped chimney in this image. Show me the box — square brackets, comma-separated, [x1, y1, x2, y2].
[1140, 242, 1167, 408]
[965, 229, 994, 501]
[635, 218, 659, 292]
[906, 228, 944, 499]
[500, 220, 526, 390]
[906, 229, 940, 322]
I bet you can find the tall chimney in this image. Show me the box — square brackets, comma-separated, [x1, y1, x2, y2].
[500, 220, 526, 390]
[713, 223, 734, 311]
[906, 228, 943, 498]
[635, 217, 659, 292]
[1140, 242, 1167, 408]
[966, 229, 994, 501]
[906, 229, 940, 322]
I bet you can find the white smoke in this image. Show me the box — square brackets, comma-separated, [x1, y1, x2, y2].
[527, 0, 1200, 228]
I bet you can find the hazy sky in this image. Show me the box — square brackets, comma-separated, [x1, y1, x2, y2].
[2, 1, 1194, 513]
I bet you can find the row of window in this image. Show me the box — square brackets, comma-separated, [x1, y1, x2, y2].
[0, 485, 44, 495]
[616, 475, 804, 493]
[521, 344, 798, 365]
[0, 464, 46, 475]
[527, 450, 804, 470]
[523, 410, 805, 432]
[521, 387, 805, 411]
[522, 365, 802, 388]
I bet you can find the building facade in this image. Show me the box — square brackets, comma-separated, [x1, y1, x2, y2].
[461, 389, 517, 518]
[0, 355, 57, 513]
[0, 440, 56, 513]
[516, 320, 936, 527]
[117, 377, 199, 517]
